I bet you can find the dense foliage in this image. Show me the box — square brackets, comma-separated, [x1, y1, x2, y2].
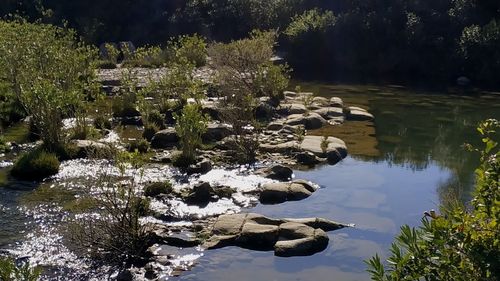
[366, 119, 499, 281]
[0, 20, 97, 150]
[2, 0, 500, 87]
[0, 257, 40, 281]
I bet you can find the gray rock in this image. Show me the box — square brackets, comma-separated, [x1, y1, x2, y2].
[264, 165, 293, 181]
[202, 123, 232, 142]
[187, 159, 212, 175]
[330, 97, 344, 108]
[184, 182, 214, 206]
[312, 107, 344, 119]
[203, 213, 348, 257]
[259, 180, 316, 204]
[151, 128, 179, 148]
[278, 103, 308, 115]
[296, 151, 319, 165]
[267, 121, 284, 131]
[274, 229, 329, 257]
[237, 223, 279, 248]
[346, 106, 374, 121]
[300, 136, 347, 164]
[312, 96, 329, 106]
[285, 113, 327, 130]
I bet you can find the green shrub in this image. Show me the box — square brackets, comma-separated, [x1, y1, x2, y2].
[11, 149, 60, 181]
[174, 104, 209, 166]
[112, 94, 139, 118]
[0, 20, 98, 151]
[0, 256, 41, 281]
[122, 45, 166, 68]
[168, 34, 207, 67]
[146, 110, 165, 129]
[93, 115, 112, 130]
[0, 137, 10, 153]
[95, 60, 117, 69]
[142, 124, 159, 142]
[367, 119, 500, 281]
[127, 139, 150, 153]
[144, 181, 173, 197]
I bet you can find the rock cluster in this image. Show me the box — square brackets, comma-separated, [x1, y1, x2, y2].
[203, 213, 348, 257]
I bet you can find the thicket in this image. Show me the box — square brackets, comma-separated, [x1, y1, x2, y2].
[0, 20, 97, 151]
[367, 119, 499, 281]
[5, 0, 500, 88]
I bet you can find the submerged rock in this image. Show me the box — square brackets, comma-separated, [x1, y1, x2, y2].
[203, 213, 348, 257]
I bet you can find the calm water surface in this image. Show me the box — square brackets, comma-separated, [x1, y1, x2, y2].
[177, 84, 500, 281]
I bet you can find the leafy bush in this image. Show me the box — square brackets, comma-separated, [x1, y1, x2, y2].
[168, 34, 207, 67]
[127, 139, 150, 153]
[146, 110, 165, 129]
[366, 119, 499, 281]
[142, 124, 159, 142]
[174, 104, 209, 166]
[209, 30, 277, 135]
[93, 115, 112, 130]
[0, 20, 97, 151]
[254, 63, 291, 104]
[144, 181, 173, 197]
[0, 256, 41, 281]
[122, 45, 166, 68]
[11, 149, 60, 181]
[0, 137, 10, 153]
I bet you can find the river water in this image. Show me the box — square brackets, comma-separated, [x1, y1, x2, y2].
[1, 83, 499, 280]
[176, 84, 500, 281]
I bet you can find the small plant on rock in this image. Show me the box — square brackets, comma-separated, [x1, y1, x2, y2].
[168, 34, 207, 67]
[320, 135, 330, 154]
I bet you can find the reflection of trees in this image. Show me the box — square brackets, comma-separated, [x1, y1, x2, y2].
[363, 94, 497, 202]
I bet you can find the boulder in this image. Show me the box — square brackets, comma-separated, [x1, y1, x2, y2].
[259, 180, 316, 204]
[203, 213, 348, 257]
[151, 128, 179, 148]
[202, 123, 232, 142]
[300, 136, 347, 164]
[312, 96, 329, 106]
[262, 165, 293, 181]
[312, 107, 344, 119]
[237, 223, 279, 248]
[330, 97, 344, 108]
[187, 159, 212, 175]
[346, 106, 374, 121]
[296, 151, 319, 166]
[274, 229, 329, 257]
[71, 140, 112, 158]
[285, 113, 327, 130]
[267, 121, 284, 131]
[278, 103, 308, 115]
[184, 182, 214, 206]
[259, 141, 299, 154]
